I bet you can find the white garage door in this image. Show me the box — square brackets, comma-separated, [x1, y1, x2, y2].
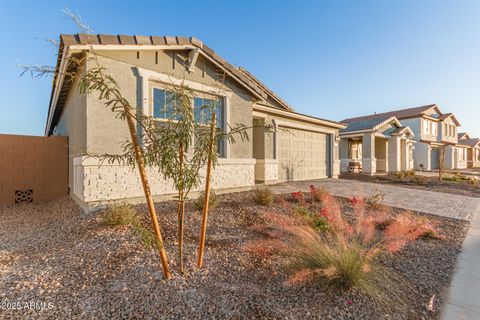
[278, 127, 330, 181]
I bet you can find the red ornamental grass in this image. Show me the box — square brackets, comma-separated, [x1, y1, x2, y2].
[245, 193, 442, 292]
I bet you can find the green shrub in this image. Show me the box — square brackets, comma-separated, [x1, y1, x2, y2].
[294, 206, 311, 217]
[195, 189, 220, 211]
[293, 206, 330, 232]
[133, 223, 158, 249]
[101, 203, 157, 249]
[254, 187, 275, 206]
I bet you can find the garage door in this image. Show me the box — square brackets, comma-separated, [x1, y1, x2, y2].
[278, 127, 330, 181]
[431, 148, 440, 170]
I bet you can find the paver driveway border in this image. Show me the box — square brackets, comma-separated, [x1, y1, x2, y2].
[270, 179, 480, 220]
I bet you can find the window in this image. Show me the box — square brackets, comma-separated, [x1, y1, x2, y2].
[423, 120, 430, 134]
[194, 97, 226, 157]
[152, 87, 227, 157]
[431, 122, 437, 135]
[193, 97, 224, 127]
[348, 140, 362, 160]
[153, 88, 181, 120]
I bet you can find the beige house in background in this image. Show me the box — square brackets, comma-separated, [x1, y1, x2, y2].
[45, 34, 345, 210]
[341, 105, 466, 173]
[339, 115, 415, 175]
[458, 133, 480, 168]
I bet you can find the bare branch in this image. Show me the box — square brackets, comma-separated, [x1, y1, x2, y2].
[63, 8, 94, 34]
[35, 37, 59, 48]
[16, 64, 55, 78]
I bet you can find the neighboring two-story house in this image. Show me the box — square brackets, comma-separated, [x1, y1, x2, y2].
[45, 34, 345, 210]
[340, 104, 463, 173]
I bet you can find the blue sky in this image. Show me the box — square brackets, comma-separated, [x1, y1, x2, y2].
[1, 0, 479, 136]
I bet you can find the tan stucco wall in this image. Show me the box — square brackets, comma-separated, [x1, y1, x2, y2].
[85, 51, 253, 158]
[54, 70, 87, 191]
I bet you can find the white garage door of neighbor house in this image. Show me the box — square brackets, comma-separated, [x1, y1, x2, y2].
[278, 127, 330, 181]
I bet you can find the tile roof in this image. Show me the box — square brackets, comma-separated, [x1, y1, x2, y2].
[49, 34, 345, 134]
[58, 34, 273, 103]
[458, 138, 480, 148]
[340, 115, 392, 133]
[341, 104, 437, 124]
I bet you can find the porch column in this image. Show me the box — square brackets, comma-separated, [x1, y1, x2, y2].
[332, 134, 340, 178]
[400, 140, 408, 171]
[362, 133, 376, 175]
[388, 137, 401, 172]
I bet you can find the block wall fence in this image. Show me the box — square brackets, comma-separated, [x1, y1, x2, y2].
[0, 134, 68, 205]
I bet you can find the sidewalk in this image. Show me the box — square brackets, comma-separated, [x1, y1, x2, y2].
[441, 208, 480, 319]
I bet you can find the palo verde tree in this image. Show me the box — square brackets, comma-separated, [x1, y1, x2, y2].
[21, 7, 266, 276]
[98, 78, 249, 273]
[19, 8, 174, 279]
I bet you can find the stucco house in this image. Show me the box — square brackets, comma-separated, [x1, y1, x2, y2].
[339, 115, 415, 174]
[45, 34, 345, 209]
[458, 133, 480, 168]
[341, 105, 464, 173]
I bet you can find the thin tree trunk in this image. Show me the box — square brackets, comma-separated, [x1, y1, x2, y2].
[439, 147, 445, 181]
[197, 113, 216, 268]
[178, 142, 185, 274]
[125, 107, 171, 279]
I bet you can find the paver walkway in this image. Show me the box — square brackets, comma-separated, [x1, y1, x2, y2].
[271, 179, 480, 220]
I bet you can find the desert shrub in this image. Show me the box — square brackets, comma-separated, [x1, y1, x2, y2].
[101, 203, 138, 227]
[101, 203, 157, 249]
[443, 173, 474, 184]
[254, 186, 275, 206]
[394, 171, 405, 179]
[195, 189, 220, 211]
[413, 175, 427, 185]
[395, 170, 416, 179]
[405, 170, 416, 177]
[366, 191, 385, 209]
[246, 193, 440, 296]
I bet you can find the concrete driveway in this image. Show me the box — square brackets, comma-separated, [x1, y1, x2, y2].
[271, 178, 480, 220]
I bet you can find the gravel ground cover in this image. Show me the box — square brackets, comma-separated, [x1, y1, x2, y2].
[340, 173, 480, 198]
[0, 191, 469, 319]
